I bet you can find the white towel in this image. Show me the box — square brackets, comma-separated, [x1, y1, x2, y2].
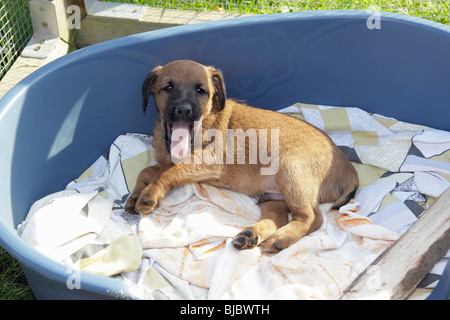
[17, 103, 450, 299]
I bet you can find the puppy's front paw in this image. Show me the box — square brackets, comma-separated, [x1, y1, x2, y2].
[135, 184, 166, 214]
[125, 194, 139, 213]
[232, 229, 260, 250]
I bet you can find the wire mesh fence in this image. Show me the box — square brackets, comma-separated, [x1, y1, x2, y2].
[105, 0, 450, 24]
[0, 0, 33, 81]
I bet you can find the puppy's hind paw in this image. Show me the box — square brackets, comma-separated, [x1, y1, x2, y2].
[232, 229, 259, 250]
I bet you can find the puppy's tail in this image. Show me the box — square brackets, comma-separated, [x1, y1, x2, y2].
[331, 185, 358, 210]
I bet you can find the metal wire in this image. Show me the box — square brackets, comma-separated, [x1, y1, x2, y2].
[0, 0, 33, 81]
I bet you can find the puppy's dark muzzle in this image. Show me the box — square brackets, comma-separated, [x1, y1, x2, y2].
[175, 104, 193, 119]
[166, 102, 198, 124]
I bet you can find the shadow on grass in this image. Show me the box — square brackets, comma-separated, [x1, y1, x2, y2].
[0, 247, 34, 300]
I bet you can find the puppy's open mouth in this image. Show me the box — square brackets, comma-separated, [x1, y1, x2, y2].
[167, 121, 194, 159]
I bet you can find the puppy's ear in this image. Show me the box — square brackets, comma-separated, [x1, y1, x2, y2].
[209, 67, 227, 111]
[142, 66, 162, 113]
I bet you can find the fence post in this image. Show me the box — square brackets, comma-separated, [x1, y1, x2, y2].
[0, 0, 84, 97]
[55, 0, 87, 46]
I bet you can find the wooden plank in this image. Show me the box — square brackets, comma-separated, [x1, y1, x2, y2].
[341, 188, 450, 300]
[75, 7, 251, 48]
[75, 15, 176, 48]
[0, 39, 70, 98]
[140, 7, 250, 25]
[55, 0, 87, 44]
[1, 0, 84, 97]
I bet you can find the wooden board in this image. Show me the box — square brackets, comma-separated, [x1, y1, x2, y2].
[75, 7, 250, 48]
[0, 39, 70, 98]
[341, 188, 450, 300]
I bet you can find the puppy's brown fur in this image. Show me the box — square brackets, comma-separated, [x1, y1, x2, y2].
[126, 60, 358, 253]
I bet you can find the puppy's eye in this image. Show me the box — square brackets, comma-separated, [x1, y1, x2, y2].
[163, 85, 173, 93]
[197, 88, 207, 95]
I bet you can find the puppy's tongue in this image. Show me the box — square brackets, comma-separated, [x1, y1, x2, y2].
[170, 121, 191, 159]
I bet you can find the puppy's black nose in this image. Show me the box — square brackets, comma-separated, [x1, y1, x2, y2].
[175, 104, 192, 118]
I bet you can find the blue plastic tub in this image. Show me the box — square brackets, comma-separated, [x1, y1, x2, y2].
[0, 10, 449, 299]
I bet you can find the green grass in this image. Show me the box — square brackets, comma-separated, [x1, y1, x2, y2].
[109, 0, 450, 25]
[0, 247, 34, 300]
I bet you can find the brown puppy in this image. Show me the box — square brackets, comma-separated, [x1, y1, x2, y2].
[125, 60, 358, 253]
